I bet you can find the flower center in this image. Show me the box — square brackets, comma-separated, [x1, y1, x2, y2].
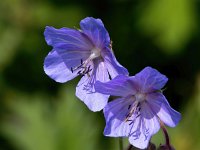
[89, 48, 101, 60]
[135, 93, 146, 103]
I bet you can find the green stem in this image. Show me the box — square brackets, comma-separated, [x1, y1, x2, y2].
[119, 138, 123, 150]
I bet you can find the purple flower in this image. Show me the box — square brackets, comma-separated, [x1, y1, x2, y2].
[95, 67, 181, 149]
[43, 17, 128, 111]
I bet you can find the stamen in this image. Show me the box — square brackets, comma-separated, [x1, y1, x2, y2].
[71, 59, 93, 76]
[138, 107, 141, 111]
[77, 70, 82, 75]
[136, 113, 141, 118]
[70, 47, 102, 77]
[71, 59, 84, 73]
[125, 102, 141, 122]
[129, 121, 133, 125]
[71, 67, 73, 73]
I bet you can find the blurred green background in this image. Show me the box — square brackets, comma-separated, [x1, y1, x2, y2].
[0, 0, 200, 149]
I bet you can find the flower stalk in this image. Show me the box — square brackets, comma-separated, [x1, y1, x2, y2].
[159, 121, 175, 150]
[119, 138, 123, 150]
[160, 122, 170, 146]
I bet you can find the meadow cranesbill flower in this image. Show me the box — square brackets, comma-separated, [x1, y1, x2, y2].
[43, 17, 128, 111]
[95, 67, 181, 149]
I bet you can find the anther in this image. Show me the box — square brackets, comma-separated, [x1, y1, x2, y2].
[80, 59, 83, 65]
[138, 107, 141, 111]
[71, 59, 93, 77]
[129, 121, 133, 125]
[125, 102, 141, 123]
[136, 114, 141, 118]
[71, 67, 74, 73]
